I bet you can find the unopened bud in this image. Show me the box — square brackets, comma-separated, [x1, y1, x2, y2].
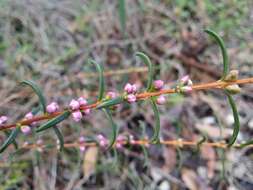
[225, 84, 241, 94]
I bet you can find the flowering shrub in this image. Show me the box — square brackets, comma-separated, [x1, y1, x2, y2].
[0, 29, 253, 158]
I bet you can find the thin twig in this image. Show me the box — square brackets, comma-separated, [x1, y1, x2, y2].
[1, 77, 253, 130]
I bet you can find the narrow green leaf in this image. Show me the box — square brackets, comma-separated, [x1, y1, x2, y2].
[36, 111, 71, 132]
[225, 91, 240, 147]
[119, 0, 126, 36]
[88, 59, 105, 101]
[0, 127, 20, 153]
[204, 29, 229, 79]
[240, 139, 253, 148]
[103, 108, 118, 150]
[4, 131, 18, 150]
[141, 145, 149, 167]
[52, 126, 64, 151]
[21, 80, 46, 113]
[176, 147, 183, 170]
[150, 98, 160, 143]
[136, 52, 154, 91]
[96, 96, 124, 109]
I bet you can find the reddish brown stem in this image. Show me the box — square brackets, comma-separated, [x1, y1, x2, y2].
[1, 77, 253, 131]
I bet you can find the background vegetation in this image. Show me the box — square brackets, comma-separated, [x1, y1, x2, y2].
[0, 0, 252, 189]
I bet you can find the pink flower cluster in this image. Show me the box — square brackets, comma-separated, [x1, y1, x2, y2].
[21, 112, 37, 135]
[153, 80, 167, 105]
[79, 136, 86, 152]
[97, 134, 109, 148]
[69, 97, 91, 122]
[153, 80, 164, 90]
[46, 102, 59, 114]
[96, 134, 127, 149]
[179, 75, 193, 93]
[124, 83, 138, 103]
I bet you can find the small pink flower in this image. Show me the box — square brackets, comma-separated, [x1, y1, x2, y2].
[20, 125, 31, 135]
[131, 84, 137, 94]
[83, 109, 91, 115]
[25, 112, 36, 125]
[79, 136, 85, 143]
[106, 91, 117, 99]
[36, 139, 43, 145]
[25, 112, 33, 120]
[124, 83, 133, 94]
[181, 86, 193, 93]
[79, 146, 86, 152]
[69, 99, 80, 110]
[156, 95, 166, 105]
[72, 111, 82, 122]
[0, 115, 8, 125]
[97, 134, 108, 147]
[115, 135, 126, 149]
[127, 94, 136, 103]
[46, 102, 59, 113]
[154, 80, 164, 90]
[77, 97, 88, 106]
[180, 75, 190, 84]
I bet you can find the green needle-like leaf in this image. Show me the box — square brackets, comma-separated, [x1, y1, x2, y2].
[204, 29, 229, 79]
[119, 0, 126, 36]
[136, 52, 154, 91]
[240, 139, 253, 148]
[21, 80, 65, 150]
[0, 127, 20, 153]
[150, 98, 160, 143]
[103, 108, 118, 150]
[21, 80, 46, 113]
[96, 96, 124, 109]
[225, 91, 240, 147]
[52, 126, 64, 151]
[88, 59, 105, 101]
[36, 111, 71, 132]
[4, 130, 18, 150]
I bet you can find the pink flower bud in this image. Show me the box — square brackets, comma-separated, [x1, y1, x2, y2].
[154, 80, 164, 90]
[180, 75, 190, 84]
[0, 115, 8, 125]
[72, 111, 82, 122]
[36, 139, 43, 145]
[156, 95, 166, 105]
[25, 112, 36, 125]
[124, 83, 133, 94]
[79, 136, 85, 143]
[181, 86, 193, 93]
[77, 97, 87, 106]
[131, 84, 137, 94]
[69, 99, 80, 110]
[46, 102, 59, 113]
[83, 109, 91, 115]
[20, 125, 31, 135]
[116, 143, 122, 149]
[97, 134, 108, 147]
[127, 94, 136, 103]
[25, 112, 33, 120]
[106, 91, 117, 99]
[79, 146, 86, 152]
